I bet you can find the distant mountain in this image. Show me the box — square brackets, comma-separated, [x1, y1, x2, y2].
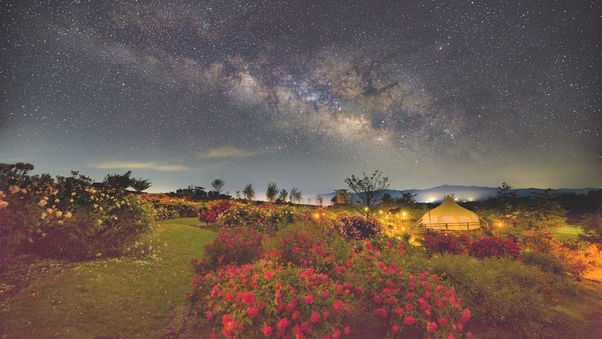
[314, 185, 599, 204]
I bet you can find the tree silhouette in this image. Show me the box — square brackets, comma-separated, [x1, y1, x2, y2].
[344, 170, 390, 216]
[243, 183, 255, 202]
[130, 178, 152, 193]
[266, 182, 278, 203]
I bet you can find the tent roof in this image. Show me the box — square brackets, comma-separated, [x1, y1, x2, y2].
[418, 196, 480, 226]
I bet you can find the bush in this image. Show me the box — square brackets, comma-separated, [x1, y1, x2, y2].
[187, 240, 470, 339]
[191, 227, 264, 274]
[468, 237, 521, 259]
[520, 251, 565, 275]
[421, 231, 470, 256]
[198, 200, 232, 224]
[321, 214, 382, 240]
[0, 163, 155, 261]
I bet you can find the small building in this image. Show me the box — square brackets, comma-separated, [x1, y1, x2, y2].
[417, 196, 482, 231]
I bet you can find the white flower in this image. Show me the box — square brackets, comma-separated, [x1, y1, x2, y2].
[71, 192, 76, 196]
[58, 220, 64, 225]
[94, 204, 98, 209]
[70, 199, 74, 203]
[65, 212, 72, 218]
[97, 219, 102, 225]
[55, 199, 60, 203]
[41, 212, 47, 219]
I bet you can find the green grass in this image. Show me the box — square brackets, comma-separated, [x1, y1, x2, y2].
[552, 224, 583, 242]
[0, 218, 214, 339]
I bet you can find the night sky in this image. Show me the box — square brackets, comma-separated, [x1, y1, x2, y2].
[1, 0, 601, 199]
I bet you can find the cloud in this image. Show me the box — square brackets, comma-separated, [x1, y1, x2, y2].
[202, 146, 259, 159]
[94, 161, 189, 172]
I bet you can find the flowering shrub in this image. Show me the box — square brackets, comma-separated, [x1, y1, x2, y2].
[191, 227, 265, 273]
[140, 195, 198, 221]
[269, 227, 337, 273]
[216, 202, 313, 234]
[321, 214, 382, 240]
[0, 163, 155, 261]
[198, 200, 232, 224]
[468, 237, 521, 259]
[188, 235, 471, 339]
[422, 231, 471, 256]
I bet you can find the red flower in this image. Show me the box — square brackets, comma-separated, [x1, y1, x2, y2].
[332, 299, 343, 311]
[323, 290, 330, 299]
[262, 325, 273, 337]
[205, 311, 214, 320]
[394, 307, 404, 315]
[303, 294, 314, 304]
[365, 242, 373, 250]
[241, 292, 256, 305]
[310, 311, 321, 323]
[331, 329, 341, 339]
[373, 308, 388, 320]
[277, 317, 290, 332]
[344, 326, 350, 334]
[461, 309, 471, 323]
[292, 311, 300, 320]
[323, 310, 330, 318]
[427, 321, 438, 332]
[373, 295, 383, 304]
[404, 316, 415, 325]
[264, 270, 274, 280]
[392, 324, 399, 333]
[247, 305, 259, 318]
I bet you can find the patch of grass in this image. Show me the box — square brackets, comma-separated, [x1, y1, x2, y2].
[552, 224, 583, 242]
[0, 218, 215, 339]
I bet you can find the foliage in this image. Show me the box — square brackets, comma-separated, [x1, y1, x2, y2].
[579, 209, 602, 247]
[276, 188, 288, 203]
[130, 178, 152, 193]
[416, 255, 575, 338]
[141, 195, 199, 221]
[421, 231, 471, 256]
[321, 213, 383, 240]
[514, 189, 567, 231]
[0, 163, 155, 261]
[242, 183, 255, 202]
[211, 179, 226, 196]
[198, 200, 232, 224]
[266, 182, 278, 203]
[187, 238, 470, 339]
[289, 187, 302, 204]
[468, 237, 521, 259]
[344, 170, 390, 215]
[191, 227, 264, 273]
[216, 202, 312, 234]
[103, 170, 133, 191]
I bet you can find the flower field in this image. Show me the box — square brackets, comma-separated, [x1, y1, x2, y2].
[1, 163, 602, 338]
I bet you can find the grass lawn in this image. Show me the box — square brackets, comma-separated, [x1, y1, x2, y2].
[552, 224, 583, 242]
[0, 218, 213, 339]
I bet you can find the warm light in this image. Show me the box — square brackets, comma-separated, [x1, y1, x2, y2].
[364, 207, 369, 212]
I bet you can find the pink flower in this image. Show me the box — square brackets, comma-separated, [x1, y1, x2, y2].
[373, 308, 388, 320]
[247, 305, 259, 318]
[262, 325, 273, 337]
[264, 270, 274, 280]
[373, 295, 383, 304]
[310, 311, 321, 323]
[332, 299, 343, 311]
[461, 309, 471, 323]
[394, 307, 403, 315]
[205, 311, 214, 320]
[0, 200, 8, 209]
[322, 290, 330, 299]
[277, 317, 290, 332]
[331, 329, 341, 339]
[427, 321, 438, 332]
[343, 326, 350, 334]
[365, 242, 373, 250]
[38, 199, 48, 206]
[392, 324, 399, 333]
[404, 316, 415, 325]
[8, 186, 19, 194]
[303, 294, 314, 304]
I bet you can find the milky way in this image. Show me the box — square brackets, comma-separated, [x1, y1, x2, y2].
[1, 0, 601, 197]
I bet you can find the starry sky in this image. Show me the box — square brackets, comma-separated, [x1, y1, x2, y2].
[1, 0, 601, 199]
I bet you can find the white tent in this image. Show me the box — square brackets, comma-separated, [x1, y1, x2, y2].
[417, 196, 481, 231]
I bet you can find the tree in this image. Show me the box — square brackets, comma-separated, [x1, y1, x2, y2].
[130, 178, 151, 193]
[514, 189, 567, 231]
[580, 209, 602, 249]
[104, 170, 132, 191]
[266, 182, 278, 203]
[276, 189, 288, 204]
[289, 187, 302, 204]
[211, 179, 226, 196]
[243, 183, 255, 202]
[344, 170, 390, 215]
[316, 195, 323, 207]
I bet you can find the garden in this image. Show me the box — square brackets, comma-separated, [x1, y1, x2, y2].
[1, 163, 602, 339]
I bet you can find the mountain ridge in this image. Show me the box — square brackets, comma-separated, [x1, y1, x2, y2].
[315, 185, 599, 204]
